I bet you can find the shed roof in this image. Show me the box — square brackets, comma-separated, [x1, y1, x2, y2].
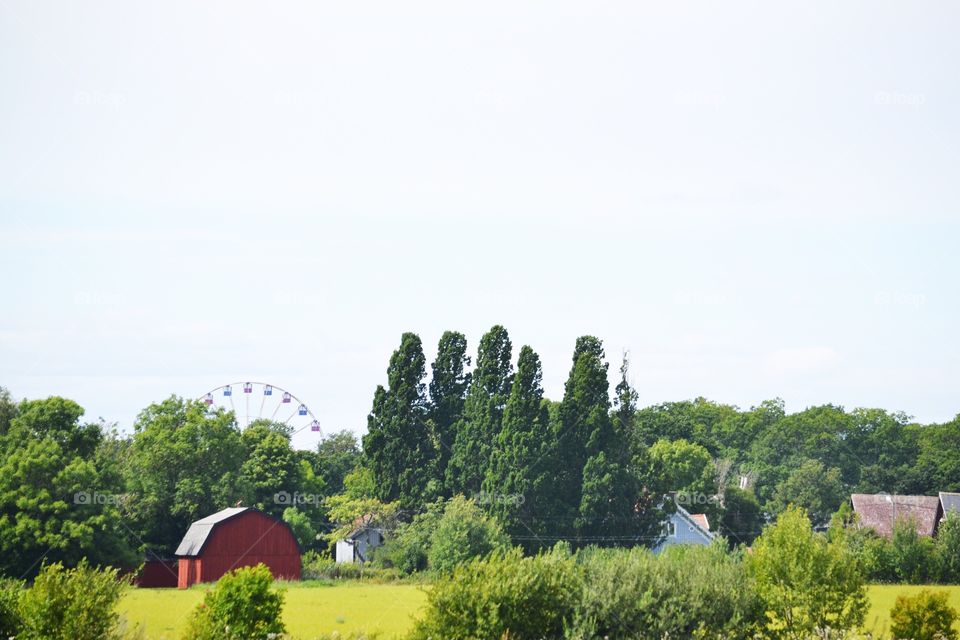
[175, 507, 251, 557]
[851, 494, 942, 538]
[941, 492, 960, 517]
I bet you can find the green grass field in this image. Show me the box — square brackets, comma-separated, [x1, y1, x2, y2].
[865, 584, 960, 637]
[118, 581, 428, 640]
[120, 582, 960, 639]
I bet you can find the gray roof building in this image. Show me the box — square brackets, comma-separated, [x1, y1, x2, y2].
[851, 494, 942, 538]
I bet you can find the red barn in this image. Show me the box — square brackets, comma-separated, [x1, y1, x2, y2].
[175, 507, 301, 589]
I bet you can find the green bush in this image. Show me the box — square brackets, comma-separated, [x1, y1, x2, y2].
[374, 500, 443, 573]
[889, 589, 958, 640]
[935, 514, 960, 584]
[375, 496, 509, 575]
[183, 564, 286, 640]
[301, 551, 402, 582]
[18, 559, 128, 640]
[567, 542, 761, 640]
[409, 545, 581, 640]
[427, 495, 510, 574]
[0, 577, 24, 639]
[892, 518, 937, 584]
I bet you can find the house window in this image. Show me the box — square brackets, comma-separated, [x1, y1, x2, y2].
[664, 521, 676, 537]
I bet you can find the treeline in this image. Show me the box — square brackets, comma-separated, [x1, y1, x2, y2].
[362, 325, 960, 548]
[2, 324, 959, 577]
[363, 328, 656, 546]
[0, 388, 362, 577]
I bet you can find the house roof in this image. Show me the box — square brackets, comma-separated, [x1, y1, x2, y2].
[675, 505, 715, 541]
[851, 494, 942, 538]
[941, 492, 960, 518]
[689, 513, 711, 532]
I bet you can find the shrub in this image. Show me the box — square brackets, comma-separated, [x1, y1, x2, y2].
[0, 577, 24, 639]
[934, 513, 960, 584]
[409, 545, 581, 640]
[183, 564, 286, 640]
[889, 589, 958, 640]
[376, 495, 509, 575]
[426, 495, 510, 574]
[18, 559, 128, 640]
[301, 551, 401, 582]
[374, 500, 443, 573]
[748, 506, 867, 640]
[892, 518, 936, 584]
[567, 542, 761, 640]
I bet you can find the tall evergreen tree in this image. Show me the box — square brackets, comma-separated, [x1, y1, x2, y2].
[612, 351, 639, 448]
[428, 331, 471, 489]
[446, 325, 513, 495]
[483, 345, 555, 547]
[554, 337, 647, 544]
[363, 333, 438, 509]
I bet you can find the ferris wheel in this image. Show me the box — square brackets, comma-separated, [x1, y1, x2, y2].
[199, 381, 322, 440]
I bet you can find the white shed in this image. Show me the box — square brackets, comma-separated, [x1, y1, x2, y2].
[335, 519, 383, 564]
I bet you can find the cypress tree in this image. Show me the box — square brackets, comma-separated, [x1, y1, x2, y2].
[446, 325, 513, 495]
[428, 331, 471, 489]
[554, 336, 642, 544]
[483, 345, 555, 547]
[363, 332, 438, 509]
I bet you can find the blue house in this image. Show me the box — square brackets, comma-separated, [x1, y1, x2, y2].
[653, 504, 715, 552]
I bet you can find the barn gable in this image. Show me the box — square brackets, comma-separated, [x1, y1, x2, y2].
[175, 507, 249, 556]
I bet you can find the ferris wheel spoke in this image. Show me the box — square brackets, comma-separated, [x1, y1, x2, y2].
[199, 381, 320, 445]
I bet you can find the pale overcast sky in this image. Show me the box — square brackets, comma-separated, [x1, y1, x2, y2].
[2, 1, 958, 445]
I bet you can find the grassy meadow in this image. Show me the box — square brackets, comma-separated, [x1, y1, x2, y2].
[865, 584, 960, 637]
[118, 581, 427, 640]
[119, 582, 960, 640]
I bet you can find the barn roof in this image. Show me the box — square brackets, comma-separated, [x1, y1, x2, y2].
[175, 507, 253, 557]
[851, 494, 942, 538]
[941, 492, 960, 518]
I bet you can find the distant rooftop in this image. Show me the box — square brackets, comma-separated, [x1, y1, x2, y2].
[851, 494, 942, 538]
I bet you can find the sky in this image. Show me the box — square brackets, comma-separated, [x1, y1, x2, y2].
[2, 1, 959, 446]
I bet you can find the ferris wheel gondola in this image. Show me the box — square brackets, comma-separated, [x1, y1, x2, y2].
[198, 381, 323, 442]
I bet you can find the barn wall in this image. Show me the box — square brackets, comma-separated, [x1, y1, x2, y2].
[136, 559, 178, 588]
[183, 511, 300, 587]
[178, 558, 202, 589]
